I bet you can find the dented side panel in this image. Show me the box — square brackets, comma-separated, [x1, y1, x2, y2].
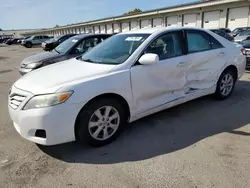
[185, 48, 229, 90]
[130, 55, 188, 114]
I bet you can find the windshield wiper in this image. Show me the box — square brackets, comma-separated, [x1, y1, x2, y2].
[81, 58, 98, 63]
[54, 49, 60, 54]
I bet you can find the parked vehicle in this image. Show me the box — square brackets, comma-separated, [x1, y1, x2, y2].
[230, 27, 250, 37]
[234, 29, 250, 42]
[41, 34, 76, 51]
[0, 37, 11, 43]
[19, 36, 31, 44]
[240, 42, 250, 68]
[6, 38, 21, 45]
[210, 29, 234, 41]
[21, 35, 50, 48]
[9, 27, 246, 147]
[219, 28, 231, 34]
[19, 34, 112, 75]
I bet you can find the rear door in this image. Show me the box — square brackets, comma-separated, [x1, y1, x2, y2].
[130, 30, 188, 114]
[184, 29, 226, 90]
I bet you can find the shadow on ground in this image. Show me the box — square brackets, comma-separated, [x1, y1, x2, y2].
[38, 80, 250, 164]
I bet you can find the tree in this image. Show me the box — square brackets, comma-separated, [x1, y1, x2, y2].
[123, 8, 142, 15]
[0, 28, 2, 31]
[54, 25, 60, 28]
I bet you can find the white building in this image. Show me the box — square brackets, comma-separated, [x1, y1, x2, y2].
[21, 0, 250, 36]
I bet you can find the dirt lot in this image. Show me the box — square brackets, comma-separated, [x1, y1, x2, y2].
[0, 44, 250, 188]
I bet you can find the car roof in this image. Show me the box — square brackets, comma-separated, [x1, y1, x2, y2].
[121, 27, 209, 34]
[71, 33, 112, 39]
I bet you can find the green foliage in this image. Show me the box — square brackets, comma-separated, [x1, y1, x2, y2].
[123, 8, 142, 15]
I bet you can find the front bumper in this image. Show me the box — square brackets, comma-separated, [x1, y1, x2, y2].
[19, 67, 33, 75]
[8, 86, 82, 145]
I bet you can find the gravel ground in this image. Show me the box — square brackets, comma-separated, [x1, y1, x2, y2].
[0, 45, 250, 188]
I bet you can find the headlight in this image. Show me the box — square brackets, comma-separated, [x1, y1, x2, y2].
[23, 91, 73, 110]
[25, 62, 43, 69]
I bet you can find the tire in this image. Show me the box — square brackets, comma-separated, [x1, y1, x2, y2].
[25, 43, 32, 48]
[215, 69, 236, 100]
[76, 98, 126, 147]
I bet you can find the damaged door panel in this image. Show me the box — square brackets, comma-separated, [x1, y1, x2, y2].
[184, 29, 227, 90]
[130, 31, 188, 114]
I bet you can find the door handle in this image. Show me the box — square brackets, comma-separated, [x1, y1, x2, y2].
[177, 62, 186, 67]
[218, 51, 225, 56]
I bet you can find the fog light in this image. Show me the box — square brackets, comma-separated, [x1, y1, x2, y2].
[35, 130, 46, 138]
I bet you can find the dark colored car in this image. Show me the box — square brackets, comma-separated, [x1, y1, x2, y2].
[230, 27, 250, 37]
[41, 34, 76, 51]
[219, 28, 231, 33]
[19, 34, 113, 75]
[241, 42, 250, 68]
[6, 38, 21, 45]
[210, 29, 234, 41]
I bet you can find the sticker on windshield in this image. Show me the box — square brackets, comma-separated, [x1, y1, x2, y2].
[125, 37, 142, 41]
[72, 39, 78, 43]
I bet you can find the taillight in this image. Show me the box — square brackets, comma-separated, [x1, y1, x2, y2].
[241, 48, 246, 55]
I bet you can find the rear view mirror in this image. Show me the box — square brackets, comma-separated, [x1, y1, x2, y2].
[139, 53, 159, 65]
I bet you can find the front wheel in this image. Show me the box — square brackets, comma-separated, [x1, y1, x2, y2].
[25, 43, 32, 48]
[215, 69, 236, 100]
[76, 98, 126, 147]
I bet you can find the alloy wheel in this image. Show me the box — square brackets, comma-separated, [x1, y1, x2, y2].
[88, 106, 120, 141]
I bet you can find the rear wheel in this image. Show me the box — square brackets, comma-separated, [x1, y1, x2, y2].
[76, 98, 126, 147]
[215, 69, 236, 100]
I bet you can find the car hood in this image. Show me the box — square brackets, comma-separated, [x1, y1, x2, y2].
[234, 35, 249, 42]
[14, 58, 117, 94]
[22, 51, 62, 64]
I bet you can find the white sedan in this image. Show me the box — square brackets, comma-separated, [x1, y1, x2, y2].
[8, 27, 246, 147]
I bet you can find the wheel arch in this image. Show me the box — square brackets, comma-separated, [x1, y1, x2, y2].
[74, 93, 131, 138]
[222, 65, 238, 80]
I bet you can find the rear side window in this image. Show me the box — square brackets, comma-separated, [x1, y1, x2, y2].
[210, 36, 223, 49]
[186, 30, 223, 53]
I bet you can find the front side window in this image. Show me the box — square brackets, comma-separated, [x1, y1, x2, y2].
[144, 31, 183, 60]
[80, 34, 150, 64]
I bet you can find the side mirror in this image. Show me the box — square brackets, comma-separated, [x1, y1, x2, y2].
[138, 53, 159, 65]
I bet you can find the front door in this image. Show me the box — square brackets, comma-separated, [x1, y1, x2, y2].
[130, 31, 188, 114]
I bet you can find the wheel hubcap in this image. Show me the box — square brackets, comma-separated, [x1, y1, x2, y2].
[88, 106, 120, 140]
[220, 73, 234, 96]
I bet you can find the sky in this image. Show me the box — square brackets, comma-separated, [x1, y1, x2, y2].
[1, 0, 194, 30]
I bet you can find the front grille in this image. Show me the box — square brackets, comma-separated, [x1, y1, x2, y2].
[9, 94, 26, 109]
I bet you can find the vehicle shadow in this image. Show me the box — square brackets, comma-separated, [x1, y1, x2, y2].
[38, 80, 250, 164]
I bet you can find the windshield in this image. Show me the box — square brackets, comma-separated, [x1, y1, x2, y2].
[81, 34, 150, 65]
[54, 37, 80, 54]
[239, 30, 250, 36]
